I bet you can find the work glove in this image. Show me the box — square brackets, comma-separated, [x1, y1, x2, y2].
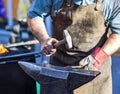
[79, 47, 108, 70]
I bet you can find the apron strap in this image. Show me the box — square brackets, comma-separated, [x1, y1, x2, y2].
[95, 0, 103, 11]
[66, 0, 72, 6]
[65, 0, 74, 19]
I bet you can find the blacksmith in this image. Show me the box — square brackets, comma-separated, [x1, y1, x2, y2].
[27, 0, 120, 94]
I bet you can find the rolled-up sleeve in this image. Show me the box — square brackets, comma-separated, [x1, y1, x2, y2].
[27, 0, 52, 19]
[109, 13, 120, 34]
[106, 0, 120, 34]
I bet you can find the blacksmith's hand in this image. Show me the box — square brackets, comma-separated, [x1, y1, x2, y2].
[41, 38, 58, 56]
[79, 47, 108, 71]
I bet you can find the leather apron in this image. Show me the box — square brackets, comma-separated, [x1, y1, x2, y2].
[51, 0, 109, 66]
[51, 0, 112, 94]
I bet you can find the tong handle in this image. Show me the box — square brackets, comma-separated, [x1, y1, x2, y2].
[5, 40, 39, 48]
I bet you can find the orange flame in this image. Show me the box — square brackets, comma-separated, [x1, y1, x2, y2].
[0, 44, 9, 54]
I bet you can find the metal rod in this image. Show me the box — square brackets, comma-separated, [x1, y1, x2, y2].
[5, 40, 39, 48]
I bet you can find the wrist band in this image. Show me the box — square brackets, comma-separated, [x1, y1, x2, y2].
[92, 47, 108, 68]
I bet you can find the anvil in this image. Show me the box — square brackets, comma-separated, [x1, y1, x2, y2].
[18, 61, 100, 94]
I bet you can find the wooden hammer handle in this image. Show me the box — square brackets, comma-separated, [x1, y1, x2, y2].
[54, 39, 66, 48]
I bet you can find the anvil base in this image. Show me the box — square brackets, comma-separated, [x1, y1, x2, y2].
[40, 79, 73, 94]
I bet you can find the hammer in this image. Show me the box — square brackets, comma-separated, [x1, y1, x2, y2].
[54, 30, 72, 48]
[4, 30, 72, 49]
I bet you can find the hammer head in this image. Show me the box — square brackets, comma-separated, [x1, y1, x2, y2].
[63, 30, 72, 49]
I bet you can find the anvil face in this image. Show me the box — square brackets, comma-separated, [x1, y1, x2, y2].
[18, 61, 100, 91]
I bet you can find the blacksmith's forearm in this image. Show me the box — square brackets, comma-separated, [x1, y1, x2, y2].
[102, 34, 120, 55]
[27, 17, 49, 43]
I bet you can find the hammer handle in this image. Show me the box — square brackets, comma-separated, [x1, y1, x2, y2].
[5, 40, 39, 48]
[54, 39, 66, 48]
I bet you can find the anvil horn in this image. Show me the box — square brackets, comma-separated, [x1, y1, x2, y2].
[18, 61, 100, 91]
